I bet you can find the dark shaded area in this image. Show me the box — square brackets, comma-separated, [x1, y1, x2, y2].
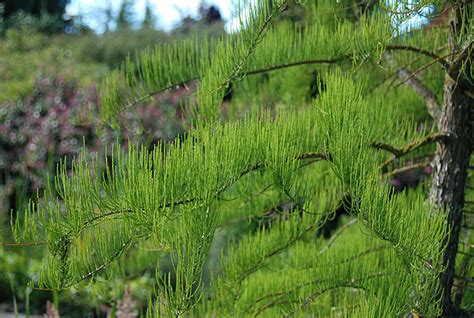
[1, 0, 68, 19]
[0, 0, 71, 34]
[316, 195, 351, 239]
[204, 5, 222, 25]
[309, 71, 326, 100]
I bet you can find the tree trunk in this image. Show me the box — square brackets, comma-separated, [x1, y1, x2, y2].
[429, 3, 473, 316]
[430, 73, 473, 316]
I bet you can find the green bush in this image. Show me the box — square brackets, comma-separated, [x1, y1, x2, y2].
[0, 28, 109, 102]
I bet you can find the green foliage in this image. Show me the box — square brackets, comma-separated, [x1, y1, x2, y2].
[0, 28, 108, 102]
[4, 0, 473, 316]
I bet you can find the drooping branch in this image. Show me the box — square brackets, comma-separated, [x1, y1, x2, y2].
[32, 237, 134, 291]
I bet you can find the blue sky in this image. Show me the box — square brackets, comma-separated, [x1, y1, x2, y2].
[66, 1, 430, 34]
[66, 0, 235, 32]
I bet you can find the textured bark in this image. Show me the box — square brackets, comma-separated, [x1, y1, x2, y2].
[430, 73, 473, 316]
[429, 3, 473, 315]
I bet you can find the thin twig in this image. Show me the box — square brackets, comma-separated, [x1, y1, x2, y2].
[0, 241, 48, 247]
[394, 51, 456, 89]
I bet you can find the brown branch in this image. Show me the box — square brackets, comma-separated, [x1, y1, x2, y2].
[0, 241, 48, 247]
[383, 51, 442, 121]
[394, 51, 456, 89]
[374, 133, 447, 170]
[387, 161, 431, 178]
[119, 56, 350, 111]
[386, 45, 450, 70]
[396, 67, 442, 121]
[245, 56, 350, 77]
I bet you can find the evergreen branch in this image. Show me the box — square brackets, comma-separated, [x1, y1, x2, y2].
[15, 150, 326, 285]
[252, 252, 388, 315]
[237, 219, 318, 282]
[32, 238, 134, 291]
[253, 278, 329, 308]
[370, 225, 437, 271]
[304, 246, 390, 270]
[10, 151, 327, 249]
[66, 237, 133, 289]
[244, 57, 351, 76]
[223, 1, 289, 86]
[385, 45, 450, 70]
[233, 195, 354, 298]
[373, 133, 447, 169]
[79, 210, 130, 230]
[373, 45, 448, 95]
[258, 285, 364, 317]
[117, 56, 350, 112]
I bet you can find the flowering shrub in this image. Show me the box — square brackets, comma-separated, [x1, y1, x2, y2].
[0, 76, 186, 214]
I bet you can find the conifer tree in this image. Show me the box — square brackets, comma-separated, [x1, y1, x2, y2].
[2, 1, 473, 317]
[142, 0, 154, 29]
[116, 0, 134, 30]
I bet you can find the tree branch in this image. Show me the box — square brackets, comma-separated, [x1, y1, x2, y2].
[387, 161, 431, 178]
[383, 51, 442, 122]
[0, 241, 48, 247]
[386, 45, 450, 70]
[396, 67, 442, 122]
[119, 56, 350, 111]
[372, 133, 448, 170]
[394, 51, 456, 89]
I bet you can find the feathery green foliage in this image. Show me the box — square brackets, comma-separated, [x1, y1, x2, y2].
[4, 0, 474, 316]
